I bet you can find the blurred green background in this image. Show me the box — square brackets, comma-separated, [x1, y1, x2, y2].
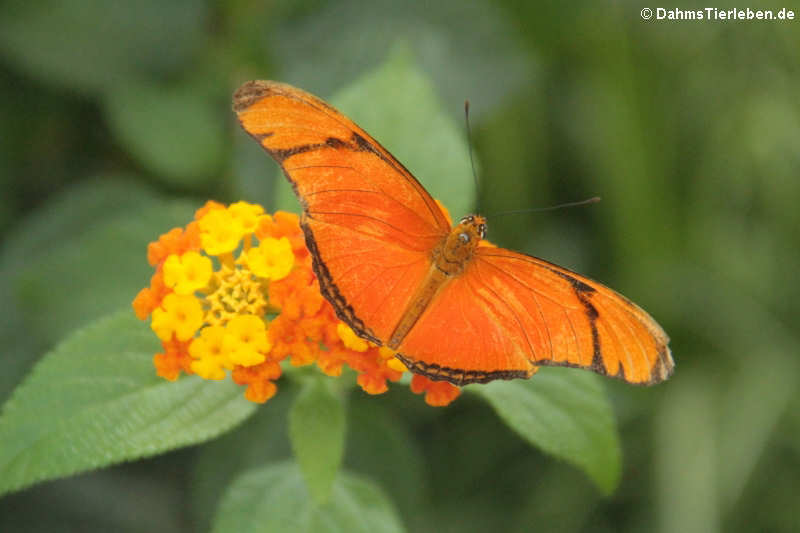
[1, 1, 798, 532]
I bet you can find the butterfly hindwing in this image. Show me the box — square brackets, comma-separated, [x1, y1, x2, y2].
[396, 246, 671, 385]
[473, 247, 672, 384]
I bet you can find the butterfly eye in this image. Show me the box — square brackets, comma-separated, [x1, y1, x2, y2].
[459, 233, 470, 243]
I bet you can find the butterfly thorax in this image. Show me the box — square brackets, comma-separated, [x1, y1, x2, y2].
[386, 215, 486, 349]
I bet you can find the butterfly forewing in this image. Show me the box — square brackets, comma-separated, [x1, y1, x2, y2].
[234, 81, 451, 248]
[234, 81, 451, 342]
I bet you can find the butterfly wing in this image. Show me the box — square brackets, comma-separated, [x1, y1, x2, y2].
[233, 81, 451, 342]
[396, 246, 673, 385]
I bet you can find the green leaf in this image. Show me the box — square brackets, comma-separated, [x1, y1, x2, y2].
[471, 367, 621, 495]
[15, 208, 198, 344]
[289, 377, 346, 504]
[212, 461, 405, 533]
[104, 81, 226, 186]
[272, 0, 535, 120]
[0, 177, 194, 403]
[273, 47, 475, 220]
[191, 385, 296, 532]
[0, 311, 257, 496]
[0, 0, 208, 94]
[344, 397, 429, 527]
[231, 126, 280, 208]
[0, 177, 159, 273]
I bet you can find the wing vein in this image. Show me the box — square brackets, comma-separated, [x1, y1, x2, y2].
[290, 160, 447, 237]
[476, 257, 561, 359]
[307, 211, 436, 243]
[470, 263, 537, 362]
[308, 218, 440, 256]
[265, 92, 449, 232]
[596, 298, 643, 377]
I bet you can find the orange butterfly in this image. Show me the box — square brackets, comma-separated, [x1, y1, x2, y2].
[233, 81, 674, 386]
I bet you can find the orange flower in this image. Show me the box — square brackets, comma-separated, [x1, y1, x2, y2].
[410, 375, 462, 407]
[153, 338, 193, 382]
[232, 360, 282, 403]
[132, 201, 461, 406]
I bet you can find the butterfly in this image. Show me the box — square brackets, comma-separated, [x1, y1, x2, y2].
[233, 81, 674, 386]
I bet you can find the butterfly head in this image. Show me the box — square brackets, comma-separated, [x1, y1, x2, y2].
[458, 214, 487, 241]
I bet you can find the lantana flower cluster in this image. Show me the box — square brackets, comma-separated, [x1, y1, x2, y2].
[133, 201, 460, 406]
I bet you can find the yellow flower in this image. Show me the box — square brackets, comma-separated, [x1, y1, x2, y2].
[198, 208, 245, 255]
[189, 326, 229, 380]
[134, 201, 462, 407]
[162, 251, 212, 295]
[151, 293, 204, 341]
[245, 237, 294, 280]
[337, 323, 368, 352]
[229, 201, 267, 234]
[224, 314, 271, 366]
[378, 346, 396, 359]
[379, 346, 409, 372]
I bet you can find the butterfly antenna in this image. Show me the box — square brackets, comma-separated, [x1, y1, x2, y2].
[464, 100, 481, 214]
[490, 196, 602, 218]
